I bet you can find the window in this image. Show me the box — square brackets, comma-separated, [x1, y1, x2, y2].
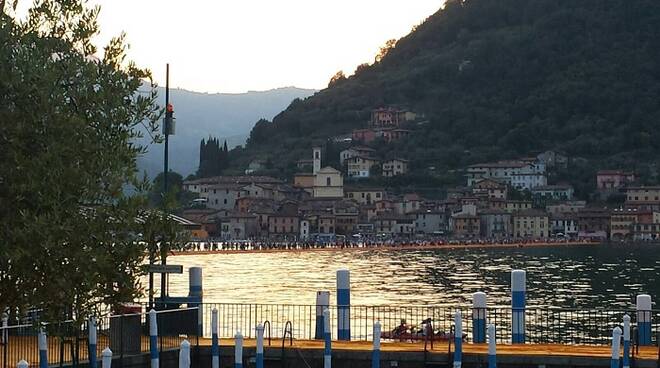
[214, 189, 217, 194]
[326, 177, 331, 186]
[223, 199, 227, 204]
[315, 151, 320, 159]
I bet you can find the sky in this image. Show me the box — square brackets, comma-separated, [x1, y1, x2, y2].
[78, 0, 444, 93]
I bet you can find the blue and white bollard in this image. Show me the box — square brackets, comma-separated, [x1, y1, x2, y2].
[149, 309, 159, 368]
[623, 314, 630, 368]
[511, 270, 526, 344]
[256, 324, 264, 368]
[189, 267, 204, 336]
[372, 321, 381, 368]
[102, 348, 112, 368]
[315, 291, 330, 339]
[611, 327, 622, 368]
[38, 329, 48, 368]
[235, 330, 243, 368]
[487, 324, 496, 368]
[472, 292, 487, 343]
[337, 269, 351, 341]
[88, 317, 97, 368]
[636, 294, 652, 346]
[212, 308, 220, 368]
[453, 311, 462, 368]
[179, 340, 190, 368]
[18, 360, 29, 368]
[324, 308, 331, 368]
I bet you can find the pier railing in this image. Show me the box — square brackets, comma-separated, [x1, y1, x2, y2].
[193, 303, 660, 346]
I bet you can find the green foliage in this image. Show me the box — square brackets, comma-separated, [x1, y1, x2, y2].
[197, 136, 229, 178]
[230, 0, 660, 190]
[148, 171, 197, 208]
[0, 0, 181, 324]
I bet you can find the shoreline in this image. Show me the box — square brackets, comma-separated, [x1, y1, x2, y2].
[170, 240, 600, 256]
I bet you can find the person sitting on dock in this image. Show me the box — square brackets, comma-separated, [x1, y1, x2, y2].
[392, 319, 409, 339]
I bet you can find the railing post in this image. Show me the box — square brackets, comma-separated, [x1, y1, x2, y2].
[234, 331, 243, 368]
[189, 267, 204, 336]
[102, 348, 112, 368]
[256, 324, 264, 368]
[149, 309, 159, 368]
[372, 321, 381, 368]
[511, 270, 526, 344]
[472, 292, 487, 343]
[453, 311, 462, 368]
[179, 340, 190, 368]
[612, 327, 622, 368]
[337, 269, 351, 341]
[623, 314, 630, 368]
[17, 360, 28, 368]
[636, 295, 652, 346]
[324, 308, 331, 368]
[88, 317, 97, 368]
[315, 291, 330, 339]
[38, 329, 48, 368]
[487, 324, 496, 368]
[212, 309, 219, 368]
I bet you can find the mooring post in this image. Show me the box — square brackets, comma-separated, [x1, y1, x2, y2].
[511, 270, 526, 344]
[372, 321, 381, 368]
[315, 291, 330, 339]
[179, 340, 190, 368]
[337, 269, 351, 341]
[324, 308, 331, 368]
[487, 324, 496, 368]
[256, 324, 264, 368]
[38, 329, 48, 368]
[17, 359, 29, 368]
[472, 292, 487, 343]
[611, 327, 622, 368]
[623, 314, 630, 368]
[88, 317, 97, 368]
[149, 309, 159, 368]
[454, 311, 462, 368]
[235, 331, 243, 368]
[102, 348, 112, 368]
[636, 295, 652, 346]
[212, 308, 220, 368]
[189, 267, 204, 336]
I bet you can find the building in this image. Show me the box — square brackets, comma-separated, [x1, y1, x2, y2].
[504, 200, 533, 213]
[313, 167, 344, 198]
[340, 146, 376, 165]
[374, 215, 414, 235]
[370, 107, 415, 128]
[452, 214, 481, 238]
[550, 214, 578, 238]
[466, 160, 546, 190]
[352, 129, 377, 144]
[531, 184, 574, 202]
[183, 175, 282, 196]
[334, 202, 359, 235]
[610, 208, 642, 240]
[245, 160, 266, 175]
[382, 159, 409, 177]
[317, 215, 336, 234]
[344, 187, 385, 205]
[381, 128, 411, 142]
[632, 222, 660, 241]
[472, 179, 507, 199]
[536, 150, 568, 169]
[299, 219, 310, 240]
[221, 213, 258, 239]
[512, 210, 549, 238]
[346, 156, 379, 178]
[414, 210, 448, 234]
[479, 210, 512, 239]
[296, 159, 314, 170]
[625, 186, 660, 211]
[546, 201, 587, 216]
[577, 208, 610, 240]
[596, 170, 636, 192]
[293, 173, 315, 193]
[205, 183, 243, 210]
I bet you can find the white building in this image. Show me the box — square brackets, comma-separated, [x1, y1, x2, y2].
[467, 159, 546, 190]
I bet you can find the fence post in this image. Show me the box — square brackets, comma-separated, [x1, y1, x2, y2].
[102, 348, 112, 368]
[88, 317, 97, 368]
[623, 314, 630, 368]
[372, 321, 381, 368]
[611, 327, 622, 368]
[472, 292, 487, 343]
[2, 313, 7, 344]
[179, 340, 190, 368]
[189, 267, 204, 336]
[636, 295, 652, 346]
[324, 308, 331, 368]
[234, 331, 243, 368]
[315, 291, 330, 339]
[256, 324, 264, 368]
[38, 329, 48, 368]
[149, 309, 159, 368]
[337, 269, 351, 341]
[511, 270, 526, 344]
[487, 324, 496, 368]
[17, 360, 28, 368]
[453, 311, 462, 368]
[212, 309, 219, 368]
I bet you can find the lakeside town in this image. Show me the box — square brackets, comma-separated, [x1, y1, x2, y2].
[174, 110, 660, 244]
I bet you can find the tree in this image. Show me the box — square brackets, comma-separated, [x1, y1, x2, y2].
[149, 171, 197, 208]
[0, 0, 182, 326]
[375, 39, 396, 63]
[328, 70, 346, 87]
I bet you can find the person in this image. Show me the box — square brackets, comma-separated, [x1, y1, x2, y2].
[392, 319, 408, 338]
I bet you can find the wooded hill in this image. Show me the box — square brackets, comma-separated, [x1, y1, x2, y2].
[226, 0, 660, 195]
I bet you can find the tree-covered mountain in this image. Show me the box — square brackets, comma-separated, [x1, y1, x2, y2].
[228, 0, 660, 192]
[137, 86, 316, 178]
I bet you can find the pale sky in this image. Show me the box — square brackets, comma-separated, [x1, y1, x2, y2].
[79, 0, 444, 93]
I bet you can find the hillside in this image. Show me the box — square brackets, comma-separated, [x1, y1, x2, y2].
[136, 86, 316, 178]
[228, 0, 660, 196]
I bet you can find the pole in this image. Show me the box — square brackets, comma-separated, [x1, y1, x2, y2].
[102, 348, 112, 368]
[453, 311, 462, 368]
[487, 324, 496, 368]
[623, 315, 630, 368]
[336, 269, 351, 341]
[315, 291, 330, 339]
[149, 309, 159, 368]
[212, 309, 220, 368]
[161, 63, 170, 303]
[234, 331, 243, 368]
[88, 317, 97, 368]
[611, 327, 622, 368]
[179, 340, 190, 368]
[511, 270, 526, 344]
[256, 324, 264, 368]
[38, 330, 48, 368]
[323, 308, 331, 368]
[472, 292, 487, 343]
[372, 321, 381, 368]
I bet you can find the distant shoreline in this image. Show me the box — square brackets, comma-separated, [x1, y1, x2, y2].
[170, 240, 600, 256]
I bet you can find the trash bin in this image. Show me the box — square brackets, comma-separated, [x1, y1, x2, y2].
[109, 304, 142, 355]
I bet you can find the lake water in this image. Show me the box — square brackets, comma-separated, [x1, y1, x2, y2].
[152, 243, 660, 310]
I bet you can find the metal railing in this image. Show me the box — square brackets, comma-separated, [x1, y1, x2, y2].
[0, 308, 199, 368]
